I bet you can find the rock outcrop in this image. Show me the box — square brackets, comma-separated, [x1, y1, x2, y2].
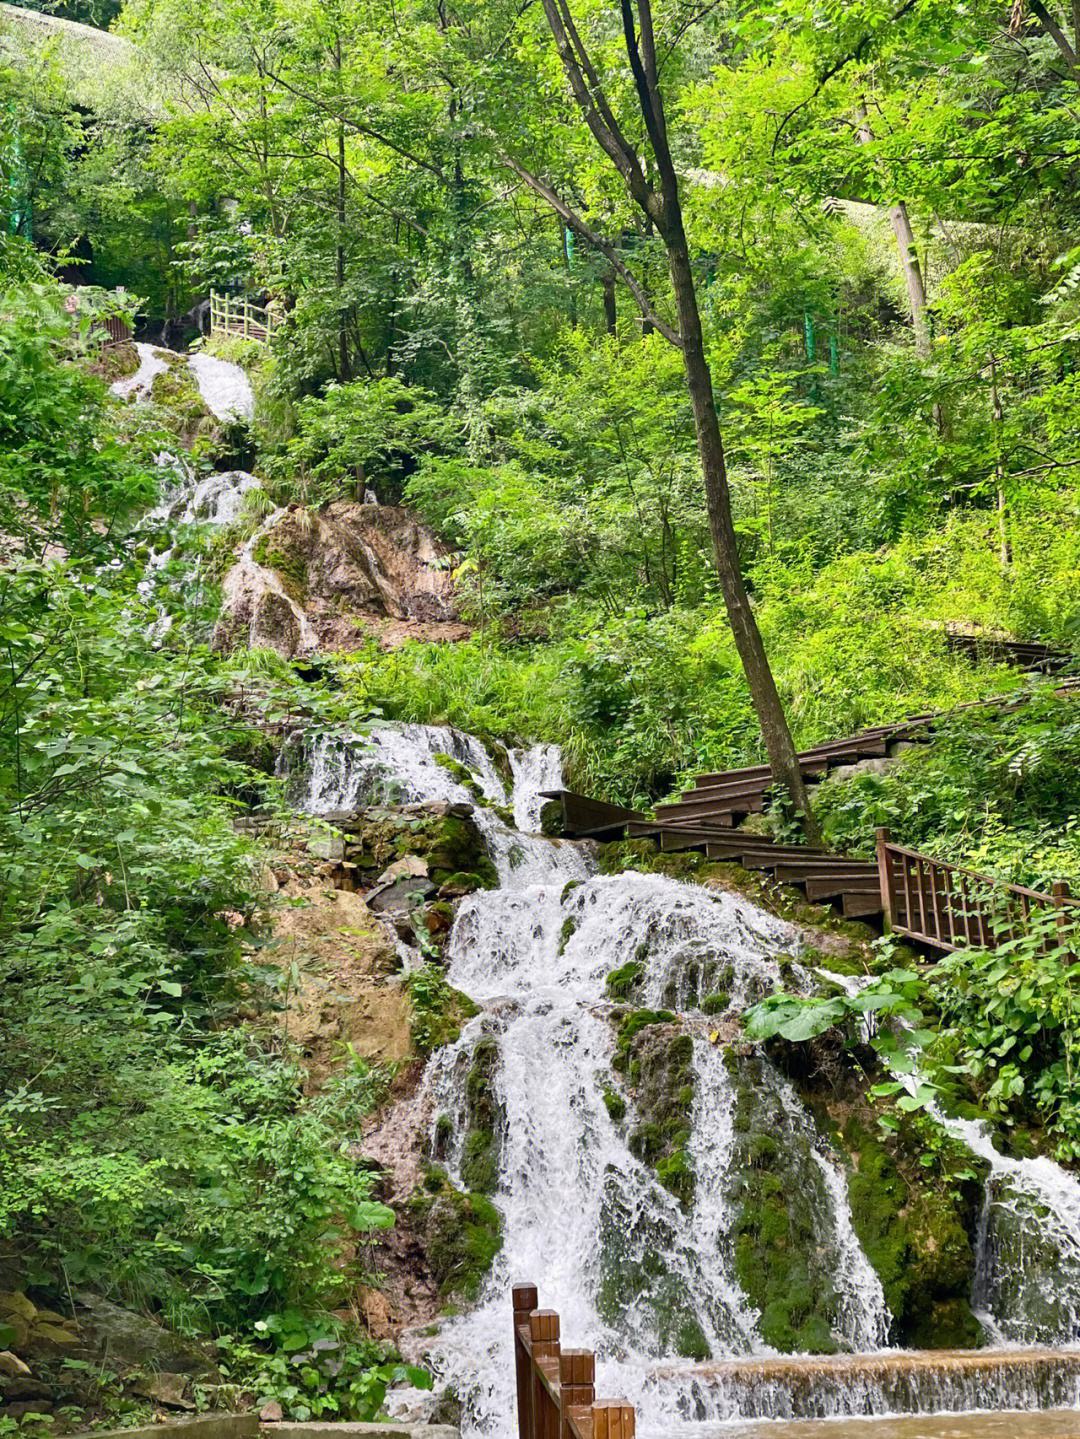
[215, 501, 471, 656]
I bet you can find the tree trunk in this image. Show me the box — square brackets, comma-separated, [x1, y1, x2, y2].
[335, 37, 351, 382]
[602, 269, 617, 334]
[664, 222, 820, 837]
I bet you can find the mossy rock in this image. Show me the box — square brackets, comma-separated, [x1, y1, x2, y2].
[149, 361, 211, 432]
[406, 964, 480, 1055]
[459, 1036, 503, 1195]
[539, 799, 565, 837]
[434, 752, 488, 805]
[726, 1051, 854, 1353]
[596, 1173, 713, 1358]
[410, 1166, 503, 1302]
[341, 806, 497, 891]
[252, 533, 308, 601]
[618, 1020, 695, 1207]
[606, 960, 645, 1002]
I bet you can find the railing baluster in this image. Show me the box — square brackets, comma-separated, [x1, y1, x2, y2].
[513, 1284, 539, 1439]
[875, 828, 893, 932]
[531, 1309, 561, 1439]
[560, 1351, 595, 1439]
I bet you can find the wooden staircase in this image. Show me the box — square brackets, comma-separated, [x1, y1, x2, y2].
[543, 671, 1080, 937]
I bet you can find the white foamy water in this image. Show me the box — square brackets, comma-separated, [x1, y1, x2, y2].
[295, 724, 907, 1435]
[187, 350, 255, 421]
[944, 1113, 1080, 1344]
[111, 342, 254, 423]
[111, 341, 168, 399]
[824, 969, 1080, 1350]
[507, 743, 563, 832]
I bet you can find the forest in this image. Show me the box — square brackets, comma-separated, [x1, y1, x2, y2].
[3, 0, 1080, 1430]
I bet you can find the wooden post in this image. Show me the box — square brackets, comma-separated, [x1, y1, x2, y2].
[1053, 881, 1072, 950]
[591, 1400, 635, 1439]
[530, 1310, 560, 1439]
[875, 827, 893, 931]
[513, 1284, 538, 1439]
[559, 1350, 595, 1439]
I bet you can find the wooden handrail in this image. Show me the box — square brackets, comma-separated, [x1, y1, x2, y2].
[876, 827, 1077, 954]
[209, 290, 274, 344]
[512, 1284, 634, 1439]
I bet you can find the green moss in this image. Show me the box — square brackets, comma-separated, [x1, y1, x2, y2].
[840, 1110, 985, 1347]
[410, 1166, 503, 1301]
[559, 915, 578, 955]
[602, 1085, 627, 1123]
[341, 807, 497, 890]
[459, 1036, 503, 1194]
[612, 1008, 677, 1072]
[252, 534, 308, 600]
[406, 964, 481, 1054]
[434, 752, 488, 804]
[727, 1052, 847, 1353]
[619, 1021, 695, 1206]
[700, 991, 730, 1015]
[606, 960, 645, 1001]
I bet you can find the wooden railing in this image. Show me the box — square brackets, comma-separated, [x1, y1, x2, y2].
[513, 1284, 635, 1439]
[876, 827, 1077, 954]
[209, 291, 274, 343]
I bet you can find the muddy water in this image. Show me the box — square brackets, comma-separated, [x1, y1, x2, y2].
[719, 1413, 1080, 1437]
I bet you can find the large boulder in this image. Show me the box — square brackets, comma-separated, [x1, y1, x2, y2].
[214, 501, 471, 656]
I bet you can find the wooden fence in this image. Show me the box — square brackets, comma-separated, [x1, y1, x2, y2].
[210, 291, 274, 343]
[513, 1285, 635, 1439]
[876, 827, 1077, 954]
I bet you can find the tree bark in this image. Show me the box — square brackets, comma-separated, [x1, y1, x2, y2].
[535, 0, 818, 837]
[663, 217, 819, 836]
[602, 268, 617, 334]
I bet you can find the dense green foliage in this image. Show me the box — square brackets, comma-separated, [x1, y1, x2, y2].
[0, 267, 415, 1421]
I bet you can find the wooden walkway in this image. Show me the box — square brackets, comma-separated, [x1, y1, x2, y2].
[543, 675, 1080, 950]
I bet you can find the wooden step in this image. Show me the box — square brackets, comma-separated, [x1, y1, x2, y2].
[842, 890, 886, 918]
[774, 861, 878, 885]
[655, 793, 764, 823]
[803, 874, 882, 902]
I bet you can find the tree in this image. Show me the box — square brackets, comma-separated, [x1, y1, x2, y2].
[524, 0, 819, 834]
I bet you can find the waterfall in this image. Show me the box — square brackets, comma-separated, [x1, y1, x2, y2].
[507, 743, 563, 833]
[187, 350, 255, 422]
[111, 342, 254, 422]
[296, 723, 905, 1434]
[943, 1114, 1080, 1344]
[824, 968, 1080, 1349]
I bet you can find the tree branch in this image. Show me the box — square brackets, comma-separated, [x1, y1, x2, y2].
[1029, 0, 1078, 66]
[502, 154, 682, 347]
[770, 0, 919, 156]
[538, 0, 651, 199]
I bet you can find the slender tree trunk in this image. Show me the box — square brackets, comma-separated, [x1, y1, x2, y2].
[602, 269, 617, 334]
[663, 222, 819, 836]
[535, 0, 816, 835]
[856, 106, 931, 357]
[335, 35, 351, 382]
[989, 356, 1012, 569]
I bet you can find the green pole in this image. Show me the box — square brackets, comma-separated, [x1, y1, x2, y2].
[803, 311, 816, 362]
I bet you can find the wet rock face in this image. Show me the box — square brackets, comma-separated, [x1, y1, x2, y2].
[214, 500, 472, 656]
[726, 1051, 850, 1355]
[408, 1166, 502, 1302]
[616, 1018, 696, 1208]
[325, 803, 499, 897]
[978, 1171, 1080, 1342]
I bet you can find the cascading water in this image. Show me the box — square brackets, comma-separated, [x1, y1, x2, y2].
[945, 1115, 1080, 1345]
[824, 969, 1080, 1352]
[294, 723, 908, 1434]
